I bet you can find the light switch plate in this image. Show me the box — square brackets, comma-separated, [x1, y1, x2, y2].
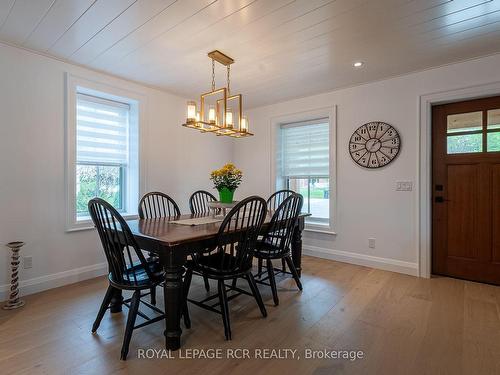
[396, 181, 413, 191]
[368, 238, 376, 249]
[23, 256, 33, 269]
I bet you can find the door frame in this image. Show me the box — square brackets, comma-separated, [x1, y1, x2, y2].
[418, 81, 500, 278]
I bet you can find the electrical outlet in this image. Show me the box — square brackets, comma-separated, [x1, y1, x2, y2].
[396, 181, 413, 191]
[23, 256, 32, 269]
[368, 238, 376, 249]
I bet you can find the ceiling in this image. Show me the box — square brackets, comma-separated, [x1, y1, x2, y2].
[1, 0, 500, 108]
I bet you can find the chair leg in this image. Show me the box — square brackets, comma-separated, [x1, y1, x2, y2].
[183, 268, 193, 329]
[121, 290, 140, 361]
[257, 258, 263, 277]
[150, 286, 156, 306]
[92, 285, 115, 333]
[203, 275, 210, 292]
[281, 258, 287, 272]
[285, 256, 303, 291]
[246, 273, 267, 318]
[267, 259, 279, 306]
[217, 280, 231, 340]
[231, 278, 237, 289]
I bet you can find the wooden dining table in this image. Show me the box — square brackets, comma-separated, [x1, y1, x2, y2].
[108, 212, 307, 351]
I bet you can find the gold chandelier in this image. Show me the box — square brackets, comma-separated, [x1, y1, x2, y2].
[182, 50, 252, 138]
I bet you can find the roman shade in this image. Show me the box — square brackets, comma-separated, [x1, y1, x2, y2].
[76, 93, 129, 164]
[280, 119, 329, 178]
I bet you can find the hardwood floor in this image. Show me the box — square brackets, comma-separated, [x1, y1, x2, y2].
[1, 256, 500, 375]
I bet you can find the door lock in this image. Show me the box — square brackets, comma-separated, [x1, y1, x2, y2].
[435, 196, 450, 203]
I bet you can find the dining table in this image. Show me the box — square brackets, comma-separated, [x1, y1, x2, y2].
[108, 211, 308, 351]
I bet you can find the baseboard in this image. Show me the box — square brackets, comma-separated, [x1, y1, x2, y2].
[0, 262, 108, 302]
[303, 245, 419, 276]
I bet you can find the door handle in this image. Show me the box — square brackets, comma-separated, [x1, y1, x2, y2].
[435, 196, 450, 203]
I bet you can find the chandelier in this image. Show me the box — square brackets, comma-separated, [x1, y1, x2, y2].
[182, 50, 252, 138]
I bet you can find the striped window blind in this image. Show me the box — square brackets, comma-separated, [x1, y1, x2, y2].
[76, 93, 129, 165]
[280, 119, 329, 178]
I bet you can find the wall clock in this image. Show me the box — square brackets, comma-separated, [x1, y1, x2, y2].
[349, 121, 401, 168]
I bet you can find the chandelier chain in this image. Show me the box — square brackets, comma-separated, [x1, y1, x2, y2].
[211, 59, 215, 91]
[227, 65, 231, 95]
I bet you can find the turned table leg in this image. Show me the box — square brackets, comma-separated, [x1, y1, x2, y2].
[291, 218, 304, 277]
[163, 265, 184, 350]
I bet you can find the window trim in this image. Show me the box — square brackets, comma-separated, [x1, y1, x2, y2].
[270, 105, 337, 233]
[65, 73, 147, 232]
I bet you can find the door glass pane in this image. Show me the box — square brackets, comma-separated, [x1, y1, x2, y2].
[487, 109, 500, 130]
[447, 111, 482, 133]
[487, 132, 500, 152]
[447, 133, 482, 154]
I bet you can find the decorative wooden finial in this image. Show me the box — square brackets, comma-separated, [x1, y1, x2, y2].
[3, 242, 26, 310]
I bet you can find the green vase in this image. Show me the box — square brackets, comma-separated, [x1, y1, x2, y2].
[218, 187, 235, 203]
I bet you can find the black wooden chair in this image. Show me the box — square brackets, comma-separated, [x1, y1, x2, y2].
[266, 189, 295, 211]
[183, 196, 268, 340]
[260, 189, 295, 274]
[88, 198, 171, 360]
[189, 190, 217, 214]
[138, 191, 181, 219]
[188, 190, 218, 292]
[254, 193, 303, 306]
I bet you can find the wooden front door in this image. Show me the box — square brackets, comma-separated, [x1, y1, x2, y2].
[432, 96, 500, 284]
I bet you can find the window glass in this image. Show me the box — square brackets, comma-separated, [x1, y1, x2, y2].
[446, 112, 482, 154]
[447, 111, 482, 133]
[447, 133, 483, 154]
[487, 132, 500, 152]
[487, 109, 500, 130]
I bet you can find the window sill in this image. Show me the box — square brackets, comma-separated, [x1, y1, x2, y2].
[304, 226, 337, 235]
[66, 213, 138, 232]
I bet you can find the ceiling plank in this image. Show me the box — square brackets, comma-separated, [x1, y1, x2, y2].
[23, 0, 97, 51]
[89, 0, 218, 68]
[0, 0, 56, 44]
[70, 0, 178, 64]
[48, 0, 137, 58]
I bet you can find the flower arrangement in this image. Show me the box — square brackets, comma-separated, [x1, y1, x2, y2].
[210, 163, 243, 203]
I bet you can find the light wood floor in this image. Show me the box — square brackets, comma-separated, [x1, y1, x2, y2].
[1, 256, 500, 375]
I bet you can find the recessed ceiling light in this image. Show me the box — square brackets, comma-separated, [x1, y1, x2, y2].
[353, 61, 364, 68]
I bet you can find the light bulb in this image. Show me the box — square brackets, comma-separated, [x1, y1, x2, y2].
[208, 105, 216, 124]
[186, 101, 196, 122]
[241, 116, 248, 132]
[226, 109, 233, 128]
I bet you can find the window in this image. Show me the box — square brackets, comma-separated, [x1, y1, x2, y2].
[446, 109, 500, 154]
[66, 75, 141, 231]
[279, 119, 331, 228]
[76, 94, 130, 217]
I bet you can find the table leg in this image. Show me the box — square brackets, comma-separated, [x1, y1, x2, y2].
[291, 219, 304, 277]
[109, 287, 123, 313]
[164, 265, 184, 350]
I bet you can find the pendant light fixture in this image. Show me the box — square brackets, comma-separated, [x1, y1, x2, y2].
[182, 50, 252, 138]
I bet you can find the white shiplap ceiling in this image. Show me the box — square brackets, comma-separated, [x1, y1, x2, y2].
[1, 0, 500, 108]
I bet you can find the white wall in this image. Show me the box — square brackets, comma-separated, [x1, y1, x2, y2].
[0, 43, 233, 300]
[234, 53, 500, 276]
[2, 42, 500, 300]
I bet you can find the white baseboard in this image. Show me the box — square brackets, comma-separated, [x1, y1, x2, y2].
[0, 262, 108, 302]
[0, 247, 418, 302]
[303, 245, 419, 276]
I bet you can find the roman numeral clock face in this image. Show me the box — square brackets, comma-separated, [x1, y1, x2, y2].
[349, 122, 401, 168]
